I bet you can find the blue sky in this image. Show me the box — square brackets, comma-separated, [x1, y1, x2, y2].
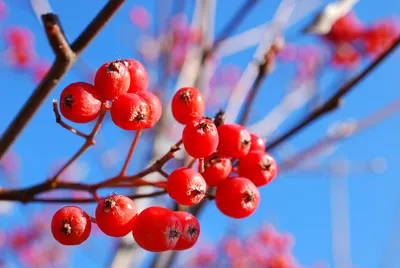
[1, 0, 400, 267]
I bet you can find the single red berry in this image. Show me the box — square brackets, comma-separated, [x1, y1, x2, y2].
[250, 133, 266, 152]
[238, 151, 278, 187]
[95, 194, 137, 237]
[136, 91, 162, 128]
[132, 206, 182, 252]
[167, 167, 207, 206]
[94, 61, 131, 100]
[324, 13, 364, 43]
[122, 59, 149, 93]
[173, 211, 200, 250]
[363, 20, 399, 55]
[182, 118, 219, 158]
[201, 153, 232, 187]
[215, 177, 260, 218]
[171, 87, 205, 124]
[51, 206, 91, 245]
[59, 82, 102, 123]
[110, 93, 149, 130]
[331, 42, 361, 68]
[217, 124, 251, 158]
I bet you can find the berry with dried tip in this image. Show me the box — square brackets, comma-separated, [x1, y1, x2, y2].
[201, 153, 232, 187]
[95, 194, 137, 237]
[137, 91, 162, 128]
[250, 133, 266, 152]
[110, 93, 149, 130]
[173, 211, 200, 250]
[238, 151, 278, 187]
[59, 82, 102, 123]
[94, 61, 131, 100]
[182, 118, 219, 158]
[51, 206, 91, 245]
[172, 87, 205, 124]
[217, 124, 251, 158]
[122, 59, 149, 93]
[132, 206, 182, 252]
[215, 177, 260, 218]
[167, 167, 207, 206]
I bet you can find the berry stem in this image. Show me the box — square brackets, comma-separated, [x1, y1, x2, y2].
[158, 169, 169, 179]
[52, 100, 88, 139]
[198, 158, 205, 173]
[119, 129, 142, 177]
[49, 105, 108, 183]
[90, 216, 97, 223]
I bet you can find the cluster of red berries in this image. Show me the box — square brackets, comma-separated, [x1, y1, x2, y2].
[51, 194, 200, 252]
[324, 12, 399, 67]
[168, 87, 278, 219]
[59, 59, 161, 130]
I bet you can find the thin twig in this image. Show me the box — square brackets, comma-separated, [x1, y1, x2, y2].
[52, 100, 88, 139]
[267, 35, 400, 151]
[0, 0, 126, 160]
[49, 104, 109, 183]
[119, 130, 142, 176]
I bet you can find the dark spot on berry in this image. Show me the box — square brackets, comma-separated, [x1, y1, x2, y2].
[190, 188, 205, 199]
[107, 62, 123, 73]
[180, 90, 191, 102]
[104, 196, 117, 213]
[169, 229, 181, 238]
[188, 226, 198, 236]
[61, 220, 72, 235]
[63, 95, 74, 107]
[197, 121, 211, 132]
[134, 112, 147, 122]
[241, 139, 251, 149]
[260, 159, 272, 170]
[243, 191, 255, 203]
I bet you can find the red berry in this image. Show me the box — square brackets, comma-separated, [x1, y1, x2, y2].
[95, 194, 137, 237]
[136, 91, 162, 128]
[132, 206, 182, 252]
[59, 82, 102, 123]
[238, 151, 277, 187]
[325, 13, 364, 43]
[171, 87, 205, 124]
[331, 42, 360, 68]
[215, 177, 260, 218]
[167, 167, 207, 206]
[363, 20, 399, 55]
[250, 133, 266, 152]
[173, 211, 200, 250]
[110, 93, 149, 130]
[94, 61, 131, 100]
[51, 206, 91, 245]
[182, 118, 219, 158]
[122, 59, 149, 93]
[217, 124, 251, 158]
[201, 153, 232, 187]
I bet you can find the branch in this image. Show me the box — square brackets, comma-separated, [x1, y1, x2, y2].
[0, 0, 126, 160]
[267, 35, 400, 151]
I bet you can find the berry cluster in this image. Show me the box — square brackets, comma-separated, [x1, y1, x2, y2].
[52, 58, 276, 251]
[169, 87, 278, 219]
[51, 196, 200, 252]
[324, 12, 399, 67]
[59, 59, 160, 130]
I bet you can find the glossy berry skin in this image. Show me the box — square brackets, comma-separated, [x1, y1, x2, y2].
[110, 93, 149, 130]
[59, 82, 102, 123]
[215, 177, 260, 219]
[238, 151, 278, 187]
[167, 167, 207, 206]
[182, 118, 219, 158]
[95, 194, 137, 237]
[217, 124, 251, 158]
[122, 59, 149, 93]
[250, 133, 266, 152]
[51, 206, 91, 245]
[171, 87, 205, 124]
[94, 61, 131, 101]
[173, 211, 200, 250]
[137, 91, 162, 128]
[132, 206, 182, 252]
[201, 153, 232, 187]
